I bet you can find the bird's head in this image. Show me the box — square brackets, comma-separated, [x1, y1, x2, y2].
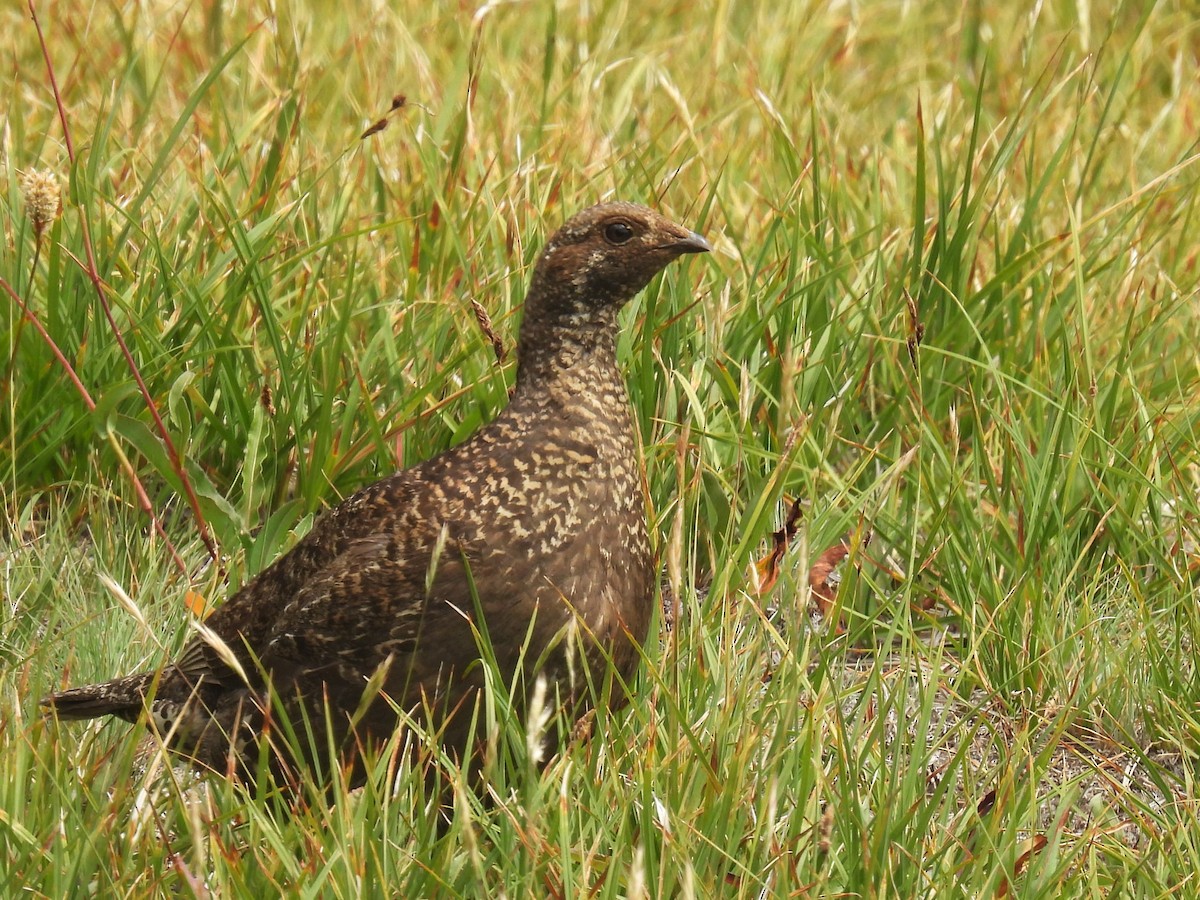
[525, 201, 711, 329]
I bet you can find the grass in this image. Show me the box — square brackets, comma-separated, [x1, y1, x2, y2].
[4, 0, 1200, 895]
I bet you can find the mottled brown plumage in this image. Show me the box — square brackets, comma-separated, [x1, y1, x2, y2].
[42, 202, 709, 788]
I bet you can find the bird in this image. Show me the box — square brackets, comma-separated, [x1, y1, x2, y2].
[42, 201, 711, 791]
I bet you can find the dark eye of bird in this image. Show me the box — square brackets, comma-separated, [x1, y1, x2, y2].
[604, 221, 634, 244]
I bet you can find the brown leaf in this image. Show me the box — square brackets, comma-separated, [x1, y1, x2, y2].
[1014, 834, 1048, 876]
[809, 542, 849, 614]
[184, 589, 210, 619]
[998, 834, 1048, 898]
[753, 497, 803, 595]
[976, 788, 997, 817]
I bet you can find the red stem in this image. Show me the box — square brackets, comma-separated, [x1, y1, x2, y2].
[1, 275, 188, 574]
[29, 0, 223, 574]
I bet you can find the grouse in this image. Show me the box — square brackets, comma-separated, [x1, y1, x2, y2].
[42, 201, 710, 788]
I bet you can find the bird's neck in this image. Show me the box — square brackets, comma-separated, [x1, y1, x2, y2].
[509, 309, 631, 422]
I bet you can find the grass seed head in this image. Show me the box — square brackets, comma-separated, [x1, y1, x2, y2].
[20, 168, 61, 239]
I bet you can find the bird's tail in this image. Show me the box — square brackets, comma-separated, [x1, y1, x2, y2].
[40, 673, 153, 724]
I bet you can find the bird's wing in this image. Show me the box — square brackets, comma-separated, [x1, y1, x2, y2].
[167, 532, 418, 688]
[254, 530, 477, 680]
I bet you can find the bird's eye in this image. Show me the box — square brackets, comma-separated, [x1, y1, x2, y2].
[604, 221, 635, 244]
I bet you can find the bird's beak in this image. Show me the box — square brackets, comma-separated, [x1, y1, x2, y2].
[668, 231, 712, 255]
